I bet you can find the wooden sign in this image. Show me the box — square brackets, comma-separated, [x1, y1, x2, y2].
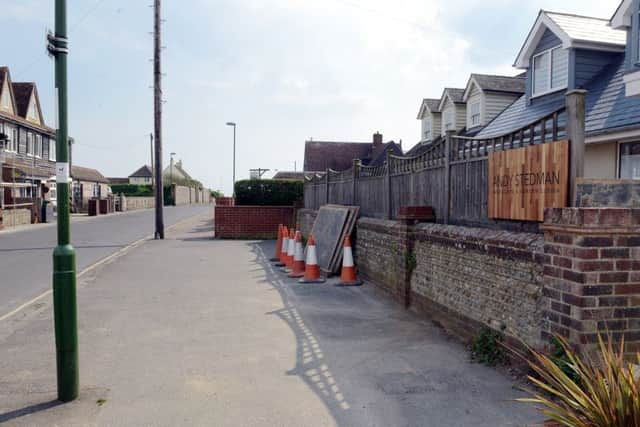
[488, 140, 569, 221]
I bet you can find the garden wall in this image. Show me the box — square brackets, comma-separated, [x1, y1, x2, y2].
[215, 206, 295, 239]
[2, 209, 31, 228]
[125, 196, 155, 211]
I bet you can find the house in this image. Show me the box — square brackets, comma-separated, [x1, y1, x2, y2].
[163, 159, 196, 185]
[416, 98, 442, 144]
[0, 66, 57, 219]
[303, 132, 403, 172]
[476, 5, 640, 179]
[70, 165, 110, 213]
[462, 74, 525, 132]
[438, 88, 467, 137]
[129, 165, 153, 185]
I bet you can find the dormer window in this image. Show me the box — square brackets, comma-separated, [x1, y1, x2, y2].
[469, 101, 481, 126]
[531, 46, 568, 97]
[444, 110, 454, 130]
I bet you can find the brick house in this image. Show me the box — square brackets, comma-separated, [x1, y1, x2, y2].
[0, 66, 57, 220]
[303, 132, 403, 173]
[70, 165, 110, 213]
[128, 165, 153, 185]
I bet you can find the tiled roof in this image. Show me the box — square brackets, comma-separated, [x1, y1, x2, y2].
[129, 165, 153, 178]
[11, 82, 33, 119]
[108, 177, 130, 185]
[445, 88, 465, 103]
[71, 165, 109, 183]
[304, 140, 372, 172]
[368, 141, 403, 167]
[546, 11, 626, 46]
[405, 136, 443, 157]
[416, 98, 441, 119]
[471, 74, 525, 94]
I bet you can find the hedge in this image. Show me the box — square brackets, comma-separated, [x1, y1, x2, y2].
[234, 179, 303, 206]
[111, 184, 153, 197]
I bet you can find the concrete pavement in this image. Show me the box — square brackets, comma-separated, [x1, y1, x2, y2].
[0, 214, 543, 426]
[0, 205, 211, 318]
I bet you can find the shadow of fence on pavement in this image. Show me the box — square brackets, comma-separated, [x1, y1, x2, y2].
[0, 400, 63, 423]
[249, 242, 354, 425]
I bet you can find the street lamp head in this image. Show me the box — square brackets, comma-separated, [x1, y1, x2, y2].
[226, 122, 236, 127]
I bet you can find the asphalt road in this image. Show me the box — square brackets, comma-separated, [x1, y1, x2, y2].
[0, 205, 211, 318]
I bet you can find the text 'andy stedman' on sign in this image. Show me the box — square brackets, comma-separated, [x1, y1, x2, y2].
[488, 140, 569, 222]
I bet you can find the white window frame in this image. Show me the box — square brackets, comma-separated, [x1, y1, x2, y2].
[531, 45, 568, 98]
[469, 101, 481, 127]
[6, 126, 17, 152]
[444, 109, 454, 131]
[26, 132, 34, 156]
[35, 134, 42, 158]
[49, 137, 56, 161]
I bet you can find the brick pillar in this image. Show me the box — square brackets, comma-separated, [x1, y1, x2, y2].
[542, 208, 640, 358]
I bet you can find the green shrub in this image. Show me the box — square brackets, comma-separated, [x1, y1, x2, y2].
[234, 179, 303, 206]
[471, 327, 506, 366]
[111, 184, 153, 197]
[163, 185, 174, 206]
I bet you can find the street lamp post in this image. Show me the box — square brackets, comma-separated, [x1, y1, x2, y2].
[48, 0, 78, 402]
[225, 122, 236, 197]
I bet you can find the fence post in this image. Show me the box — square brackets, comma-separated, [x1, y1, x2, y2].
[352, 159, 360, 206]
[565, 90, 586, 206]
[324, 168, 330, 206]
[444, 130, 455, 224]
[385, 149, 392, 219]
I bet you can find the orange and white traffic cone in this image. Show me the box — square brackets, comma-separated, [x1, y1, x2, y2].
[299, 234, 325, 284]
[276, 226, 288, 267]
[288, 231, 306, 278]
[336, 235, 362, 286]
[271, 224, 283, 262]
[282, 228, 296, 272]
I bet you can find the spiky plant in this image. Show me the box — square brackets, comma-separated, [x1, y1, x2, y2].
[515, 335, 640, 427]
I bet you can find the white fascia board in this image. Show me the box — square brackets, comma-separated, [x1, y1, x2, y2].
[586, 126, 640, 144]
[462, 77, 480, 102]
[437, 92, 450, 113]
[514, 12, 571, 69]
[611, 0, 632, 29]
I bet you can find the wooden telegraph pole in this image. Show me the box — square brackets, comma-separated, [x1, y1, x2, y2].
[153, 0, 164, 239]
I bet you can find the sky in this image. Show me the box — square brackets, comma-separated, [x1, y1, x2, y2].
[1, 0, 619, 194]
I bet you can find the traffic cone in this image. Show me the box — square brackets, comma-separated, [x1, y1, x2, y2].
[271, 224, 283, 262]
[287, 228, 296, 268]
[336, 235, 362, 286]
[299, 234, 325, 284]
[276, 226, 288, 267]
[288, 231, 306, 278]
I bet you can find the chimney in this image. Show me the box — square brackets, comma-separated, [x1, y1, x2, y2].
[373, 132, 383, 147]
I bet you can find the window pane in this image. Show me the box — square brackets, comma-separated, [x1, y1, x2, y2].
[533, 52, 549, 95]
[551, 48, 568, 89]
[620, 142, 640, 179]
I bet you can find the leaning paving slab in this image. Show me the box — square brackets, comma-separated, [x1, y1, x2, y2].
[0, 214, 542, 426]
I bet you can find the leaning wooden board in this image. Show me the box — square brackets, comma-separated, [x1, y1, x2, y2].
[488, 140, 569, 222]
[326, 205, 359, 274]
[309, 205, 360, 275]
[310, 206, 350, 274]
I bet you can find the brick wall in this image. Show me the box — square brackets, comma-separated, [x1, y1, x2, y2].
[411, 224, 545, 348]
[542, 208, 640, 358]
[215, 205, 295, 239]
[215, 197, 235, 206]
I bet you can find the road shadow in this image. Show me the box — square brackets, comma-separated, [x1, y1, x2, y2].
[249, 242, 353, 426]
[0, 244, 125, 253]
[0, 400, 63, 423]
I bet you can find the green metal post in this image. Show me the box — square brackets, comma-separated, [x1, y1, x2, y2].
[52, 0, 78, 402]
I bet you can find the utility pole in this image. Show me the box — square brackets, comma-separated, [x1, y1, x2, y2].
[149, 133, 154, 189]
[153, 0, 164, 239]
[48, 0, 78, 402]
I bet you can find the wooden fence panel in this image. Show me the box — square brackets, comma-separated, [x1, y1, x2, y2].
[449, 159, 488, 224]
[357, 177, 385, 218]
